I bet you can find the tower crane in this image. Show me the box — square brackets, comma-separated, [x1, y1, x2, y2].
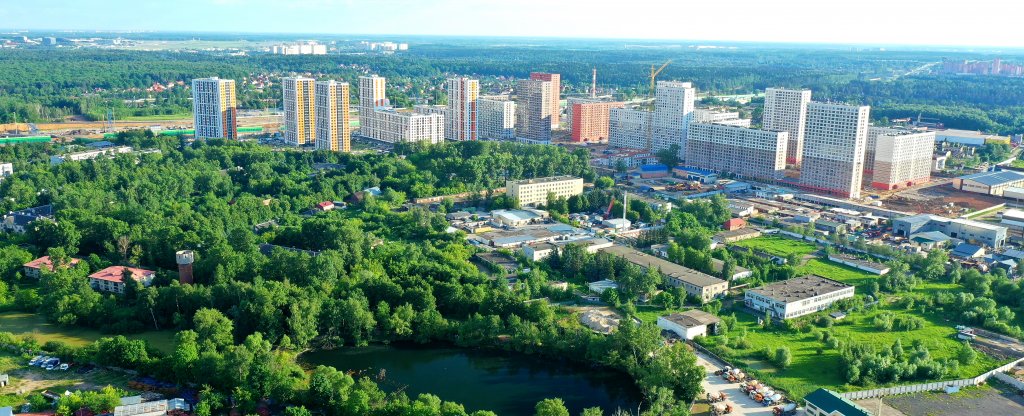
[646, 60, 671, 149]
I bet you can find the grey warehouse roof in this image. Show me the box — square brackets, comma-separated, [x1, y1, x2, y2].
[958, 170, 1024, 187]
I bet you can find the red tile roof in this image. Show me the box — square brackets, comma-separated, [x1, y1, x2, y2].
[88, 266, 156, 283]
[23, 256, 81, 271]
[724, 218, 746, 229]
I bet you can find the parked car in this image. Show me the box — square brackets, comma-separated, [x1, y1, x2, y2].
[44, 364, 54, 370]
[59, 363, 69, 371]
[29, 355, 43, 365]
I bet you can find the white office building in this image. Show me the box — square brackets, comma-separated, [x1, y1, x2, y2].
[763, 88, 812, 165]
[800, 102, 871, 199]
[282, 77, 316, 146]
[507, 176, 584, 207]
[478, 98, 516, 140]
[744, 275, 855, 320]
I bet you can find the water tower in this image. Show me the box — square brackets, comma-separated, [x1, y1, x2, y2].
[176, 250, 195, 284]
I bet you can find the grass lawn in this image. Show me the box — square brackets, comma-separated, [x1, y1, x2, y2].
[798, 258, 878, 289]
[705, 303, 1002, 401]
[0, 312, 176, 354]
[732, 236, 817, 258]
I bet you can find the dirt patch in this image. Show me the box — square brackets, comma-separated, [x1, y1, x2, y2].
[853, 398, 906, 416]
[886, 384, 1024, 416]
[883, 180, 1005, 215]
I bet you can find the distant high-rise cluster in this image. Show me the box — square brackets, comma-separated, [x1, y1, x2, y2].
[191, 77, 237, 140]
[941, 58, 1024, 77]
[271, 41, 327, 55]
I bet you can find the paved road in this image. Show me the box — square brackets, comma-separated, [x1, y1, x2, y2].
[693, 349, 785, 416]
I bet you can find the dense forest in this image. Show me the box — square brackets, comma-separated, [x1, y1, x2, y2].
[2, 42, 1024, 133]
[0, 135, 699, 416]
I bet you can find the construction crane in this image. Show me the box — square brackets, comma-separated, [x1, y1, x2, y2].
[646, 60, 671, 148]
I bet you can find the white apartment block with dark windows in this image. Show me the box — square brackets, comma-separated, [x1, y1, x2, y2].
[800, 102, 871, 199]
[686, 123, 788, 181]
[358, 75, 444, 144]
[283, 77, 316, 146]
[869, 127, 935, 190]
[191, 77, 237, 140]
[609, 107, 651, 149]
[652, 81, 696, 157]
[763, 88, 812, 165]
[478, 98, 516, 140]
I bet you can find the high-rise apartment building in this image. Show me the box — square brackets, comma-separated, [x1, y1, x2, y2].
[686, 123, 788, 181]
[282, 77, 316, 146]
[869, 128, 935, 190]
[515, 79, 553, 142]
[478, 98, 516, 140]
[529, 72, 560, 129]
[446, 77, 479, 141]
[568, 98, 624, 143]
[609, 107, 650, 150]
[652, 81, 696, 156]
[192, 77, 237, 140]
[763, 88, 812, 165]
[357, 75, 444, 144]
[314, 80, 351, 152]
[800, 103, 871, 199]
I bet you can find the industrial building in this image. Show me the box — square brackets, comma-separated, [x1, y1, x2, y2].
[762, 88, 812, 165]
[529, 72, 561, 128]
[600, 244, 728, 303]
[515, 79, 554, 142]
[357, 75, 444, 144]
[314, 80, 351, 152]
[951, 170, 1024, 197]
[506, 176, 584, 207]
[685, 123, 788, 181]
[477, 98, 516, 140]
[934, 129, 1009, 146]
[568, 98, 624, 143]
[282, 77, 316, 146]
[1000, 209, 1024, 243]
[657, 310, 722, 340]
[893, 213, 1007, 249]
[868, 128, 935, 190]
[799, 102, 871, 199]
[744, 275, 855, 320]
[191, 77, 237, 140]
[50, 146, 132, 165]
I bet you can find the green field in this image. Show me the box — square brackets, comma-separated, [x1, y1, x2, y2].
[705, 304, 1001, 400]
[798, 258, 879, 288]
[0, 312, 176, 354]
[732, 236, 817, 258]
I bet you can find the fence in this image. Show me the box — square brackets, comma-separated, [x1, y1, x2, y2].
[991, 372, 1024, 391]
[839, 356, 1024, 400]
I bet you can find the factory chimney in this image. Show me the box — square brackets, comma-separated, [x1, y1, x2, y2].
[176, 250, 194, 284]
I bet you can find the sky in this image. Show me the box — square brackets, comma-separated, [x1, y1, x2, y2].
[4, 0, 1022, 48]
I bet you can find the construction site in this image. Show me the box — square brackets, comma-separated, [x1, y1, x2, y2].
[881, 178, 1007, 216]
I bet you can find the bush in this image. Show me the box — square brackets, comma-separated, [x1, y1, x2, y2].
[774, 347, 792, 369]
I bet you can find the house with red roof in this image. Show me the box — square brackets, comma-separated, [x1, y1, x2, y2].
[723, 218, 747, 231]
[88, 266, 156, 294]
[316, 201, 335, 212]
[23, 256, 82, 279]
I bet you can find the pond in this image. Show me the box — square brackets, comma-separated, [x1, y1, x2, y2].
[301, 344, 643, 415]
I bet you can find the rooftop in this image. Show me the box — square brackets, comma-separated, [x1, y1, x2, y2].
[747, 275, 851, 303]
[804, 389, 870, 416]
[910, 230, 952, 243]
[828, 254, 889, 271]
[958, 170, 1024, 187]
[675, 166, 717, 176]
[491, 209, 545, 223]
[600, 245, 726, 288]
[88, 265, 156, 283]
[23, 256, 81, 271]
[661, 309, 722, 328]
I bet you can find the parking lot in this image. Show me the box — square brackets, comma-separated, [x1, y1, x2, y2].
[693, 350, 788, 416]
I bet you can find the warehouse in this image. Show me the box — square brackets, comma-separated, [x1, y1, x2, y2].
[952, 170, 1024, 197]
[600, 244, 728, 302]
[893, 213, 1007, 249]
